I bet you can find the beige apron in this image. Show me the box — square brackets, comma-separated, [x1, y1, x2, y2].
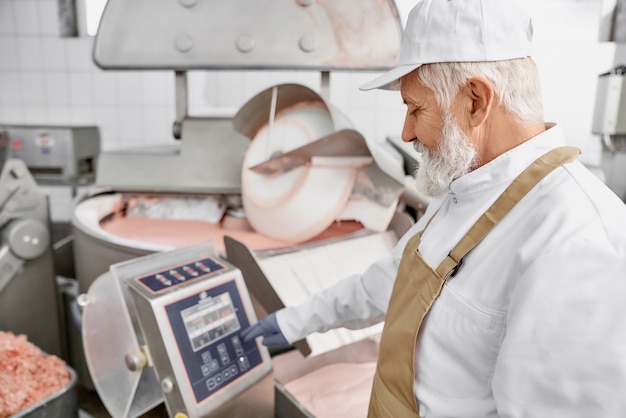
[368, 146, 580, 418]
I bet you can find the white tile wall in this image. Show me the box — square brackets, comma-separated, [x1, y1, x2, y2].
[20, 72, 46, 103]
[40, 37, 68, 71]
[93, 106, 118, 144]
[140, 72, 170, 106]
[44, 72, 70, 106]
[92, 71, 117, 105]
[117, 106, 144, 145]
[46, 105, 70, 124]
[0, 1, 15, 34]
[0, 0, 622, 170]
[0, 105, 22, 121]
[37, 0, 59, 36]
[13, 0, 40, 36]
[65, 38, 94, 71]
[0, 72, 21, 103]
[68, 72, 93, 105]
[0, 37, 18, 69]
[37, 185, 75, 222]
[116, 72, 143, 106]
[16, 37, 43, 69]
[69, 104, 93, 124]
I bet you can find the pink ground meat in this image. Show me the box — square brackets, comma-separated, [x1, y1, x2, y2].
[0, 331, 70, 418]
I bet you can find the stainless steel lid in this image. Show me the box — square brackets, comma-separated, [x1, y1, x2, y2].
[93, 0, 402, 70]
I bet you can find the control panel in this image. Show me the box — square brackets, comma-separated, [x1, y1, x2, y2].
[163, 279, 264, 403]
[123, 246, 272, 417]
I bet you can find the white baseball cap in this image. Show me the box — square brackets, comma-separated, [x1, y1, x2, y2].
[360, 0, 534, 91]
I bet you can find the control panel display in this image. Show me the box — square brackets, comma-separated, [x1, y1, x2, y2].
[181, 292, 240, 352]
[165, 279, 263, 404]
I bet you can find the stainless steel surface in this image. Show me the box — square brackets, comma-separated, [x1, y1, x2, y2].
[0, 160, 40, 224]
[125, 247, 273, 417]
[248, 129, 372, 176]
[95, 118, 249, 193]
[274, 383, 315, 418]
[592, 67, 626, 152]
[233, 83, 354, 141]
[93, 0, 401, 70]
[81, 271, 162, 418]
[0, 245, 24, 295]
[71, 191, 157, 390]
[82, 241, 273, 418]
[0, 159, 63, 357]
[591, 66, 626, 200]
[3, 219, 49, 260]
[173, 72, 188, 139]
[0, 125, 100, 185]
[72, 191, 160, 292]
[234, 82, 405, 238]
[92, 0, 403, 194]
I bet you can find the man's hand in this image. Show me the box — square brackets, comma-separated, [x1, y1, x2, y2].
[240, 312, 288, 346]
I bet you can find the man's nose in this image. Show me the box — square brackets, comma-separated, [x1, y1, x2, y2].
[401, 115, 416, 143]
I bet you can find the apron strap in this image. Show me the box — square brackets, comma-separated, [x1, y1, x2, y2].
[436, 146, 580, 278]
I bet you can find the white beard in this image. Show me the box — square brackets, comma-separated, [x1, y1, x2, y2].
[413, 112, 478, 197]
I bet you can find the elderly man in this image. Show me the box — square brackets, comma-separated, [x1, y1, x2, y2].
[241, 0, 626, 416]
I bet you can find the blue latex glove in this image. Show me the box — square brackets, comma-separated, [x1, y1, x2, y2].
[240, 312, 289, 346]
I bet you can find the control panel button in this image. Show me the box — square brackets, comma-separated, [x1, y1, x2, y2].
[201, 364, 211, 376]
[238, 356, 250, 372]
[229, 365, 238, 377]
[232, 335, 245, 357]
[217, 343, 230, 365]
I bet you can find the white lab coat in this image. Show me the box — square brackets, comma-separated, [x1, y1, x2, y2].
[276, 124, 626, 417]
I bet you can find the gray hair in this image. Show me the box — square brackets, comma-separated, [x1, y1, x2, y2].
[411, 57, 544, 125]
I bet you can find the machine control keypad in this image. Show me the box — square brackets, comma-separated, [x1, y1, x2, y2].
[164, 279, 264, 403]
[138, 257, 225, 293]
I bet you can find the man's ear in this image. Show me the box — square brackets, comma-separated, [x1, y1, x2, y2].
[465, 76, 494, 128]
